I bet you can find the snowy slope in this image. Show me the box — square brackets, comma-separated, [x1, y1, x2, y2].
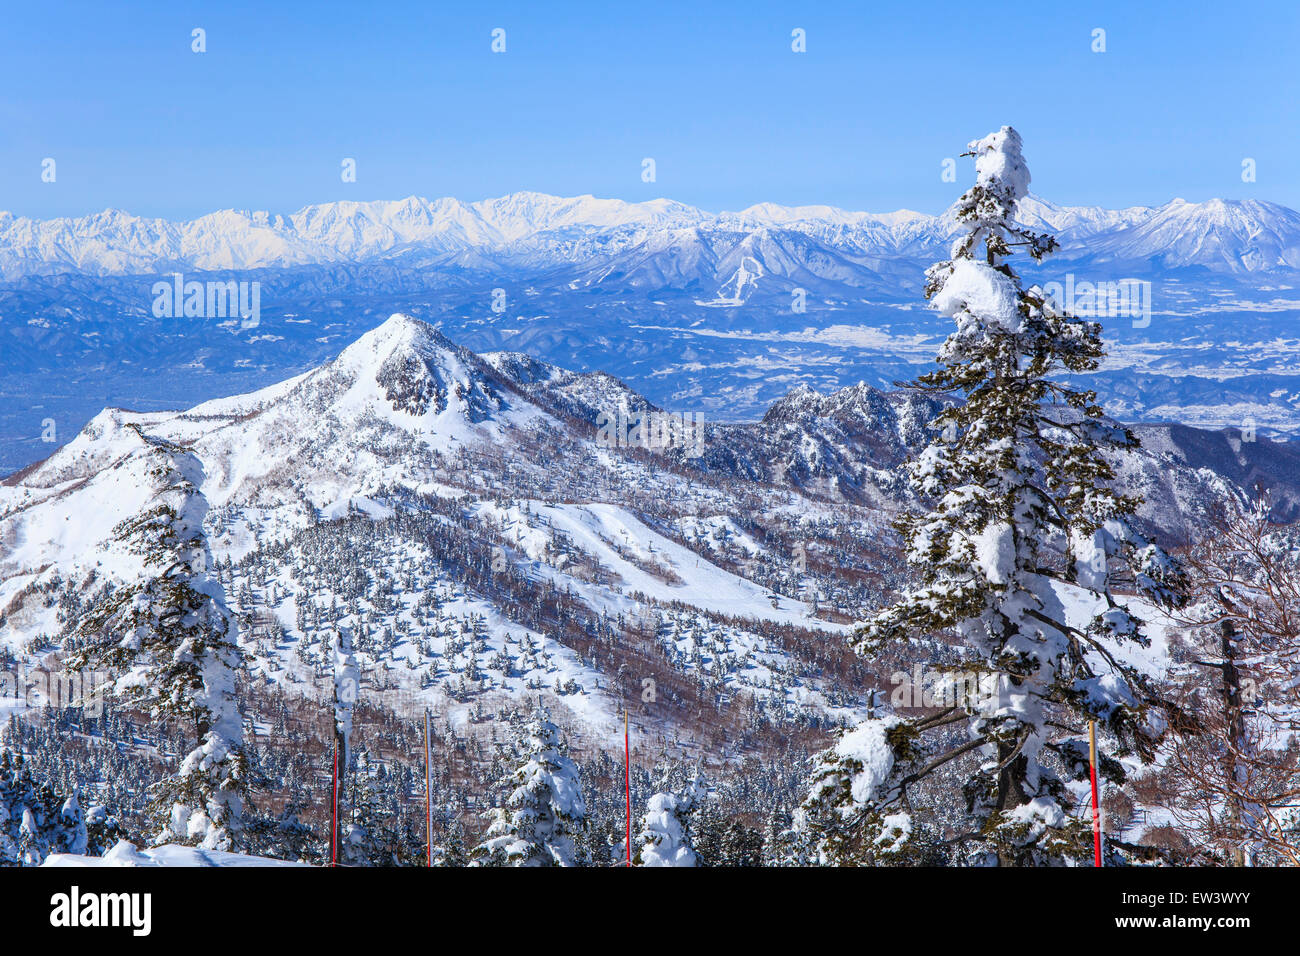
[43, 840, 308, 867]
[0, 315, 877, 757]
[3, 314, 1292, 771]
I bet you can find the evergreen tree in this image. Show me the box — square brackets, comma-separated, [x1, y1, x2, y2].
[720, 819, 763, 867]
[691, 800, 727, 866]
[0, 751, 89, 866]
[794, 717, 927, 864]
[331, 626, 359, 860]
[67, 432, 249, 851]
[343, 752, 420, 866]
[805, 127, 1187, 865]
[473, 706, 585, 866]
[760, 806, 794, 866]
[84, 804, 127, 856]
[246, 795, 317, 864]
[635, 777, 700, 867]
[437, 817, 468, 867]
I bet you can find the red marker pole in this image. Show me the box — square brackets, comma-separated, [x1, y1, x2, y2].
[1088, 720, 1102, 867]
[624, 710, 632, 866]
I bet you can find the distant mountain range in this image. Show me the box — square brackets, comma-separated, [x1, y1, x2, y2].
[4, 192, 1300, 477]
[3, 192, 1300, 283]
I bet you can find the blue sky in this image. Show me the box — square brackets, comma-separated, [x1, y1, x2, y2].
[2, 0, 1296, 219]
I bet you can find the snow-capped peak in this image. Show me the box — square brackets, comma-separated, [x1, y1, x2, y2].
[1087, 196, 1300, 271]
[310, 313, 518, 429]
[9, 315, 540, 512]
[2, 190, 1299, 281]
[335, 312, 453, 370]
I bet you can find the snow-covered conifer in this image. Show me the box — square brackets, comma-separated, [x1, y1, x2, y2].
[636, 776, 700, 866]
[805, 127, 1186, 865]
[473, 706, 585, 866]
[0, 751, 90, 865]
[67, 431, 249, 851]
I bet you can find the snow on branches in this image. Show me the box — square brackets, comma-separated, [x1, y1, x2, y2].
[637, 777, 701, 867]
[473, 706, 585, 866]
[65, 430, 248, 851]
[804, 127, 1188, 866]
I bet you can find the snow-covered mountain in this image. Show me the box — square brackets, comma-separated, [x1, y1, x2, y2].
[4, 192, 1298, 283]
[1085, 198, 1300, 272]
[655, 378, 1300, 541]
[5, 190, 1300, 480]
[0, 194, 701, 280]
[5, 313, 1298, 867]
[6, 314, 1297, 557]
[2, 316, 861, 755]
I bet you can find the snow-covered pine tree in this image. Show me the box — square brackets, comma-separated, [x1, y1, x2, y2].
[332, 626, 359, 862]
[801, 127, 1186, 866]
[66, 430, 249, 851]
[84, 805, 127, 856]
[342, 750, 421, 866]
[760, 806, 794, 866]
[0, 751, 89, 865]
[473, 705, 585, 867]
[793, 717, 896, 864]
[636, 776, 700, 866]
[433, 816, 468, 867]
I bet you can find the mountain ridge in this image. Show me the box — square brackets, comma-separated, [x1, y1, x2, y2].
[10, 314, 1298, 542]
[4, 313, 1297, 783]
[4, 191, 1299, 281]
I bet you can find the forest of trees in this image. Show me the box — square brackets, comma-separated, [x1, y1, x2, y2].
[2, 127, 1298, 867]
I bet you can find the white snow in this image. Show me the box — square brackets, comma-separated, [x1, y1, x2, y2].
[42, 839, 308, 867]
[932, 259, 1023, 331]
[969, 126, 1031, 201]
[973, 521, 1016, 586]
[833, 718, 899, 806]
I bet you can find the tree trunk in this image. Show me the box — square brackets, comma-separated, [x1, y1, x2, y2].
[1220, 619, 1247, 867]
[995, 744, 1029, 866]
